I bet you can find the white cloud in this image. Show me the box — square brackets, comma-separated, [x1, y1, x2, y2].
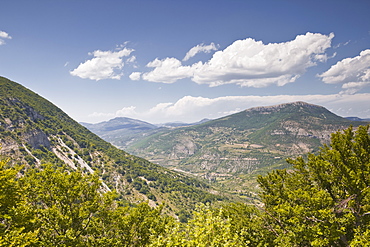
[87, 93, 370, 124]
[193, 32, 334, 87]
[70, 47, 134, 81]
[183, 42, 218, 61]
[0, 30, 12, 45]
[116, 106, 137, 116]
[142, 57, 200, 83]
[88, 112, 115, 119]
[129, 72, 141, 81]
[318, 49, 370, 94]
[88, 106, 138, 121]
[140, 32, 334, 87]
[126, 55, 136, 63]
[334, 40, 350, 49]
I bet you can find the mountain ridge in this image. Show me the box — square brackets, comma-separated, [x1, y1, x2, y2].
[81, 117, 212, 150]
[120, 100, 367, 195]
[0, 76, 227, 217]
[245, 101, 321, 112]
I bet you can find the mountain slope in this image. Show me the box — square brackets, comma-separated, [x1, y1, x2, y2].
[81, 117, 212, 150]
[80, 117, 160, 149]
[0, 76, 226, 216]
[125, 101, 367, 194]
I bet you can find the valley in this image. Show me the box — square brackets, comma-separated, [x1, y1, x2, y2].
[83, 101, 368, 197]
[1, 76, 369, 246]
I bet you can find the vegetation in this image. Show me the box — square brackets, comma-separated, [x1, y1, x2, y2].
[0, 76, 224, 218]
[257, 125, 370, 246]
[1, 123, 369, 246]
[0, 159, 173, 246]
[1, 77, 369, 246]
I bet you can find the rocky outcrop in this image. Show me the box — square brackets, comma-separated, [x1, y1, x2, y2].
[23, 129, 50, 149]
[170, 137, 197, 159]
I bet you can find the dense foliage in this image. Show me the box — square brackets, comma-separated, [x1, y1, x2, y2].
[1, 125, 369, 246]
[0, 160, 173, 246]
[258, 125, 370, 246]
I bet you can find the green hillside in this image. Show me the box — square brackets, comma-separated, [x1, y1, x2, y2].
[2, 121, 369, 245]
[126, 101, 366, 196]
[0, 76, 227, 217]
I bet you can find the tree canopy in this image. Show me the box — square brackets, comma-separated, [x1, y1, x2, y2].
[258, 125, 370, 246]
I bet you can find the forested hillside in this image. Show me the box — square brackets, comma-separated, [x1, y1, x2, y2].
[2, 123, 369, 246]
[0, 76, 225, 219]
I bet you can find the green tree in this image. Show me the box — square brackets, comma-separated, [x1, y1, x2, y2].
[114, 203, 172, 246]
[21, 164, 115, 246]
[1, 158, 174, 246]
[150, 203, 245, 247]
[0, 157, 38, 246]
[258, 125, 370, 246]
[87, 201, 173, 246]
[222, 203, 271, 246]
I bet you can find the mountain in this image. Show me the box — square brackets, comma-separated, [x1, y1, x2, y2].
[345, 116, 370, 122]
[80, 117, 160, 149]
[81, 117, 158, 135]
[81, 117, 212, 150]
[124, 101, 368, 195]
[0, 76, 227, 217]
[156, 118, 212, 128]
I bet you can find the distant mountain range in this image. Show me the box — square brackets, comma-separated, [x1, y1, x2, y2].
[345, 116, 370, 122]
[83, 101, 369, 196]
[0, 76, 227, 217]
[3, 73, 368, 213]
[80, 118, 212, 150]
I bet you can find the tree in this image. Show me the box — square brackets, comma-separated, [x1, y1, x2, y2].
[20, 164, 116, 246]
[222, 203, 271, 246]
[0, 157, 38, 246]
[150, 203, 246, 247]
[258, 125, 370, 246]
[1, 158, 174, 246]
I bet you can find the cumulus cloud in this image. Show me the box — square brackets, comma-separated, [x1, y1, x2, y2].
[88, 106, 138, 121]
[0, 31, 12, 45]
[139, 32, 334, 87]
[318, 49, 370, 94]
[115, 106, 137, 116]
[183, 42, 218, 61]
[194, 32, 334, 87]
[142, 57, 200, 83]
[70, 47, 134, 81]
[129, 72, 141, 81]
[87, 93, 370, 124]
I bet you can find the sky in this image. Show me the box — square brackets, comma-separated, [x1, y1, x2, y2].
[1, 0, 370, 124]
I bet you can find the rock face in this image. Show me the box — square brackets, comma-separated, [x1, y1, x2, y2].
[170, 137, 197, 158]
[1, 97, 50, 150]
[23, 129, 50, 149]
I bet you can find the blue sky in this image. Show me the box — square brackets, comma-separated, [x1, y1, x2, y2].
[1, 0, 370, 124]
